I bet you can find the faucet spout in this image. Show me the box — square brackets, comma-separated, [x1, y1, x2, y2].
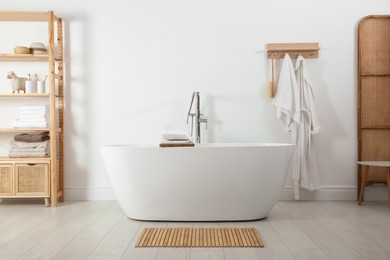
[186, 92, 196, 124]
[186, 92, 207, 143]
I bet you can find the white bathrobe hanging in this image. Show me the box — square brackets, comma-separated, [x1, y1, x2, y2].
[273, 54, 321, 200]
[292, 55, 321, 199]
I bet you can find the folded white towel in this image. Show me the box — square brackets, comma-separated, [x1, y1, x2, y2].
[19, 105, 49, 112]
[9, 139, 50, 157]
[160, 139, 193, 144]
[8, 151, 49, 158]
[19, 112, 49, 117]
[12, 119, 49, 128]
[9, 147, 48, 153]
[19, 111, 49, 117]
[10, 140, 49, 149]
[161, 133, 190, 140]
[19, 118, 48, 123]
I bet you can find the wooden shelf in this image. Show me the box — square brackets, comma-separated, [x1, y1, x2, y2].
[0, 11, 59, 22]
[0, 128, 61, 133]
[0, 54, 49, 62]
[0, 93, 49, 97]
[0, 157, 50, 161]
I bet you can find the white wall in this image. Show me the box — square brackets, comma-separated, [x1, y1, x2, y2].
[0, 0, 389, 200]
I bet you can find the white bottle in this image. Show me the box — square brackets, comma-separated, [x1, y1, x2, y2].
[25, 73, 34, 94]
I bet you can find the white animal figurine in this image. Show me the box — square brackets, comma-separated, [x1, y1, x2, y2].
[7, 71, 27, 93]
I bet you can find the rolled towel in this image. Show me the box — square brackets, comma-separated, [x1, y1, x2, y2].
[14, 132, 49, 142]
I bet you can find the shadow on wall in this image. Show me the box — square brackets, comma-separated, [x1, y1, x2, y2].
[311, 58, 351, 177]
[63, 13, 91, 200]
[203, 93, 261, 143]
[202, 94, 220, 143]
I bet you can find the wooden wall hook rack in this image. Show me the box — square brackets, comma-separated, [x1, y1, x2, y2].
[266, 42, 320, 59]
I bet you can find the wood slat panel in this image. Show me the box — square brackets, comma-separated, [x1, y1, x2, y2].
[135, 228, 148, 247]
[135, 228, 263, 248]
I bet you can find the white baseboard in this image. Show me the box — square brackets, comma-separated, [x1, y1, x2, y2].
[64, 187, 116, 201]
[279, 184, 388, 201]
[64, 185, 388, 201]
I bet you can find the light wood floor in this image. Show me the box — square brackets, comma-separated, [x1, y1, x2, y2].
[0, 200, 389, 260]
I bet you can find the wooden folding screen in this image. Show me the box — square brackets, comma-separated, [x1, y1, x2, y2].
[357, 15, 390, 197]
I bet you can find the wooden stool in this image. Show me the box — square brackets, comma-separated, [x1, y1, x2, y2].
[357, 161, 390, 205]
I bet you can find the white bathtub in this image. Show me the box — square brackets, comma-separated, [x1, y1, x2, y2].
[100, 143, 293, 221]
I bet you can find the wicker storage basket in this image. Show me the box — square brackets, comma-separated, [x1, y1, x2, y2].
[0, 164, 13, 196]
[14, 163, 49, 196]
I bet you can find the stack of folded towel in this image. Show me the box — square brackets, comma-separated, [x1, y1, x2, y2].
[9, 131, 50, 158]
[12, 105, 49, 128]
[160, 124, 194, 147]
[14, 131, 50, 142]
[160, 138, 194, 147]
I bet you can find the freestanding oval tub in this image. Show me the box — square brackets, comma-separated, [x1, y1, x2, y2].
[101, 143, 293, 221]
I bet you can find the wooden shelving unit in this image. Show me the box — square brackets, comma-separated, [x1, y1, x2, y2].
[0, 11, 64, 207]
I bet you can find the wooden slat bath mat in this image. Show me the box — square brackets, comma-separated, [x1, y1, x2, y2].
[135, 228, 264, 248]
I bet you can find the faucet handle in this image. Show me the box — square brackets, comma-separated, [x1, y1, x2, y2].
[200, 117, 208, 130]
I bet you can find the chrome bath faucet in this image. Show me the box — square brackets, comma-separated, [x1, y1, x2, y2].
[187, 92, 207, 143]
